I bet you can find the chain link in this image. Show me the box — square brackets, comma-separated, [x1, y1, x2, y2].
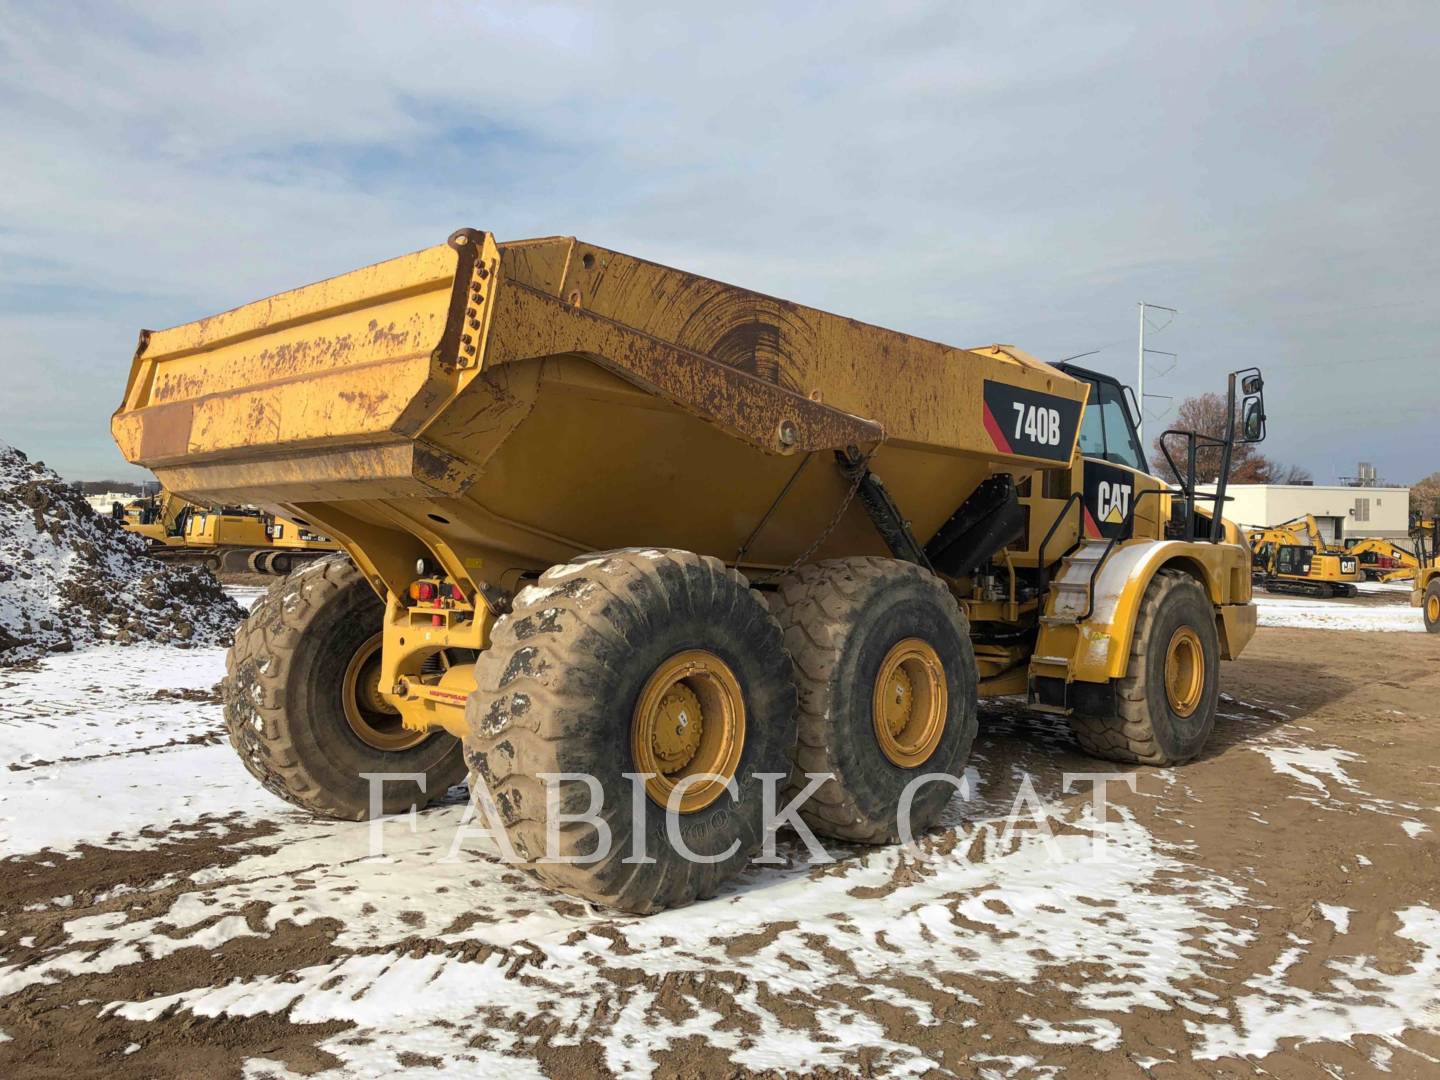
[748, 448, 875, 586]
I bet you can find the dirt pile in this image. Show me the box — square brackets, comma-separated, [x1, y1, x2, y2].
[0, 443, 244, 665]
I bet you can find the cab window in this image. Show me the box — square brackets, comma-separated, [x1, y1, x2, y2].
[1277, 546, 1312, 576]
[1075, 376, 1147, 472]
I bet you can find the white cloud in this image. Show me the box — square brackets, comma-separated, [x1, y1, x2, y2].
[0, 1, 1436, 481]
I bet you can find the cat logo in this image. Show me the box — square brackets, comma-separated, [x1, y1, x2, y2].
[1097, 480, 1132, 526]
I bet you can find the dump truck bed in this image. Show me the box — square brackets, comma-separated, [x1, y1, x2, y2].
[114, 229, 1089, 588]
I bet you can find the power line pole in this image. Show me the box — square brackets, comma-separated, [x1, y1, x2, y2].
[1136, 301, 1177, 442]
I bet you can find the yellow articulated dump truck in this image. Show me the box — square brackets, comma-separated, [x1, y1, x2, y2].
[1413, 516, 1440, 633]
[113, 229, 1265, 912]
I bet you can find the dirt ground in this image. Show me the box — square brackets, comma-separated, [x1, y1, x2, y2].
[1, 623, 1437, 1078]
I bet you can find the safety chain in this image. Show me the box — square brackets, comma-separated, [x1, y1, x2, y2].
[749, 446, 877, 586]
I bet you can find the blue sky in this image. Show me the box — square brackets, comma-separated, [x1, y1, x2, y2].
[2, 1, 1437, 482]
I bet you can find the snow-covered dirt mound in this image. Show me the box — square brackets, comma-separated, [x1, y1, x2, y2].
[0, 443, 244, 665]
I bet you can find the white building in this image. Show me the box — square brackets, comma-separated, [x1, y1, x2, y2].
[84, 492, 138, 516]
[1196, 482, 1411, 542]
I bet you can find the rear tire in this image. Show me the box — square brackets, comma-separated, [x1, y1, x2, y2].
[223, 554, 465, 819]
[770, 558, 978, 844]
[1069, 570, 1220, 766]
[464, 548, 797, 913]
[1424, 580, 1440, 634]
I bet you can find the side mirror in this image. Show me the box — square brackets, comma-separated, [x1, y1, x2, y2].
[1242, 374, 1264, 396]
[1242, 397, 1266, 442]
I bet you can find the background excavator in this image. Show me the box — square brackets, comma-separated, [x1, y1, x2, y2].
[1342, 536, 1419, 582]
[114, 488, 202, 548]
[115, 488, 339, 574]
[1245, 514, 1362, 598]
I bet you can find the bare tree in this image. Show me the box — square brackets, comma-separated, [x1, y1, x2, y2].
[1411, 471, 1440, 521]
[1150, 392, 1309, 485]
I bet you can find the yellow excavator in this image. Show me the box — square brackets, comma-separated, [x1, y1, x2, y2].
[113, 489, 203, 547]
[248, 513, 342, 575]
[179, 506, 271, 572]
[1245, 516, 1362, 598]
[116, 488, 338, 574]
[1342, 537, 1419, 582]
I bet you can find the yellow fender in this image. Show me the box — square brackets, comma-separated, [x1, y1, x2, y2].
[1037, 538, 1254, 684]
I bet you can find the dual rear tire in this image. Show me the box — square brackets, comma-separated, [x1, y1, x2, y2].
[463, 551, 978, 912]
[769, 558, 978, 843]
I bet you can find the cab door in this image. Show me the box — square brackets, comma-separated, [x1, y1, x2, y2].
[1061, 364, 1152, 542]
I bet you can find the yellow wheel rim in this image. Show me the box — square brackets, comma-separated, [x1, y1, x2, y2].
[631, 650, 745, 813]
[343, 633, 426, 751]
[871, 638, 947, 768]
[1428, 594, 1440, 623]
[1163, 626, 1205, 718]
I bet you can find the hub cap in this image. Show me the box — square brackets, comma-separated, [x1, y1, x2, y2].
[343, 634, 426, 751]
[1163, 626, 1205, 718]
[631, 650, 745, 813]
[1428, 594, 1439, 624]
[872, 638, 947, 768]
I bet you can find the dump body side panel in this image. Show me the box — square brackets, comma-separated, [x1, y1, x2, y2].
[501, 240, 1088, 460]
[112, 228, 1090, 587]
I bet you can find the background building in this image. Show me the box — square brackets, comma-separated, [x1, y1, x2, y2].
[1197, 482, 1411, 541]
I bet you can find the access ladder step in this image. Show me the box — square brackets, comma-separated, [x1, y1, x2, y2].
[1028, 702, 1074, 717]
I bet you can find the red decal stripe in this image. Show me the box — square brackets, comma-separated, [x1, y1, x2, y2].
[1083, 507, 1103, 539]
[982, 403, 1013, 454]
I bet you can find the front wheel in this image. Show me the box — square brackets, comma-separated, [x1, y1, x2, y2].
[1069, 570, 1220, 766]
[1424, 580, 1440, 634]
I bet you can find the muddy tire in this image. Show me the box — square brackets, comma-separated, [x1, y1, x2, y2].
[223, 554, 465, 820]
[769, 558, 978, 844]
[1068, 570, 1220, 765]
[268, 551, 293, 576]
[464, 548, 797, 913]
[1424, 580, 1440, 634]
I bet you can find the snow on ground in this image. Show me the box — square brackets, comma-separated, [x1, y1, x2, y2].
[0, 645, 275, 855]
[1188, 906, 1440, 1061]
[222, 583, 269, 611]
[93, 800, 1258, 1076]
[2, 644, 1438, 1075]
[1255, 594, 1422, 633]
[1355, 580, 1415, 595]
